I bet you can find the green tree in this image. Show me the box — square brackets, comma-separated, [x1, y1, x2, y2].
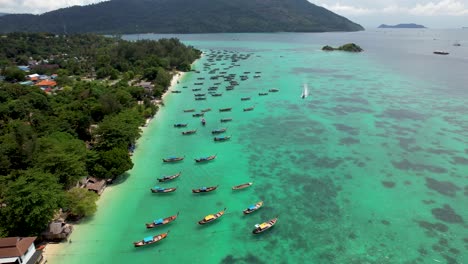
[65, 188, 98, 217]
[89, 147, 133, 179]
[0, 169, 63, 236]
[3, 67, 25, 82]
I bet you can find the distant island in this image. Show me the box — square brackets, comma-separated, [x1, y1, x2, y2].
[322, 43, 363, 52]
[0, 12, 8, 16]
[378, 23, 426, 29]
[0, 0, 364, 34]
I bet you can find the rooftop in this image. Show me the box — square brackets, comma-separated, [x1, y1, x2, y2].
[0, 237, 36, 258]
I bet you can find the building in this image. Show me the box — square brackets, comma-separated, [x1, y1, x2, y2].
[41, 221, 73, 242]
[84, 177, 107, 195]
[34, 80, 57, 90]
[0, 237, 43, 264]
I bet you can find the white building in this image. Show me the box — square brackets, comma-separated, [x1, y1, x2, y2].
[0, 237, 43, 264]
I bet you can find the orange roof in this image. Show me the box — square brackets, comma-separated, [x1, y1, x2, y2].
[35, 80, 57, 87]
[30, 76, 38, 81]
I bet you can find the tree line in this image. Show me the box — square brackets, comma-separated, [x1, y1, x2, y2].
[0, 33, 201, 237]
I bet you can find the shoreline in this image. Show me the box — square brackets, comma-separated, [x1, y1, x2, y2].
[42, 69, 188, 263]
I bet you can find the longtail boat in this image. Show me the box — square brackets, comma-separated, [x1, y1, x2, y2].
[193, 113, 204, 117]
[241, 97, 251, 101]
[173, 123, 187, 128]
[219, 107, 232, 112]
[214, 135, 231, 142]
[171, 90, 181, 93]
[220, 118, 232, 123]
[162, 156, 184, 162]
[232, 182, 253, 190]
[183, 109, 195, 112]
[201, 108, 211, 112]
[195, 97, 206, 101]
[211, 93, 222, 97]
[269, 88, 279, 92]
[243, 106, 255, 112]
[252, 217, 278, 234]
[211, 128, 227, 134]
[243, 201, 263, 215]
[146, 213, 179, 228]
[151, 186, 177, 193]
[198, 208, 227, 225]
[157, 172, 181, 182]
[133, 231, 169, 247]
[258, 92, 268, 96]
[182, 129, 197, 135]
[192, 185, 218, 193]
[194, 93, 206, 97]
[195, 155, 216, 163]
[192, 88, 202, 91]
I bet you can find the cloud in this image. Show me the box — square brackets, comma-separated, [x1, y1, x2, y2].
[0, 0, 106, 14]
[316, 0, 468, 16]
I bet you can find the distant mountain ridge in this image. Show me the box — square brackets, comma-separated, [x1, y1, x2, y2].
[378, 23, 426, 29]
[0, 12, 8, 16]
[0, 0, 363, 34]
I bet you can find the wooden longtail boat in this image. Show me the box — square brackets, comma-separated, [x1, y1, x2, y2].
[243, 106, 255, 112]
[150, 186, 177, 193]
[220, 118, 232, 123]
[219, 107, 232, 112]
[192, 185, 218, 193]
[232, 182, 253, 190]
[194, 93, 206, 96]
[198, 208, 226, 225]
[192, 88, 202, 91]
[146, 213, 179, 228]
[171, 90, 181, 93]
[193, 113, 204, 117]
[158, 172, 181, 182]
[252, 217, 278, 234]
[162, 156, 184, 162]
[258, 92, 268, 96]
[182, 129, 197, 135]
[201, 108, 212, 112]
[133, 231, 169, 247]
[195, 97, 206, 101]
[194, 155, 216, 163]
[183, 109, 195, 112]
[173, 123, 187, 128]
[241, 97, 251, 101]
[211, 93, 222, 97]
[214, 135, 231, 142]
[211, 128, 227, 134]
[243, 201, 263, 215]
[269, 88, 279, 92]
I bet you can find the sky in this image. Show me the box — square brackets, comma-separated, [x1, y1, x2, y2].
[0, 0, 467, 28]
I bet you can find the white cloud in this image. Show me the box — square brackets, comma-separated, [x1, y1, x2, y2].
[316, 0, 468, 16]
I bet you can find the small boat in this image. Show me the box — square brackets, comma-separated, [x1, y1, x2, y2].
[226, 87, 234, 91]
[258, 92, 268, 96]
[220, 118, 232, 123]
[183, 109, 196, 112]
[201, 118, 206, 126]
[157, 172, 181, 182]
[243, 106, 254, 112]
[193, 113, 204, 117]
[214, 135, 231, 142]
[195, 155, 216, 163]
[211, 128, 227, 134]
[269, 88, 279, 92]
[192, 185, 218, 193]
[182, 129, 197, 135]
[201, 108, 212, 112]
[162, 156, 184, 162]
[243, 201, 263, 214]
[194, 93, 206, 96]
[211, 93, 222, 97]
[195, 97, 206, 101]
[198, 208, 227, 225]
[232, 182, 253, 190]
[241, 97, 251, 101]
[433, 51, 449, 55]
[219, 107, 232, 112]
[150, 186, 177, 193]
[173, 123, 188, 128]
[146, 213, 179, 228]
[301, 83, 309, 99]
[171, 90, 181, 93]
[252, 217, 278, 234]
[192, 88, 202, 91]
[133, 231, 169, 247]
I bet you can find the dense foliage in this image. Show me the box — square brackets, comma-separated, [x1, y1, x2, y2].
[0, 34, 200, 237]
[322, 43, 363, 52]
[0, 0, 364, 34]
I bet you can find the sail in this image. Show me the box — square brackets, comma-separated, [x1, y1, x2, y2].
[301, 83, 309, 98]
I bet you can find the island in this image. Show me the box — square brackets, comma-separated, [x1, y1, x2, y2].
[378, 23, 426, 29]
[322, 43, 363, 52]
[0, 0, 363, 34]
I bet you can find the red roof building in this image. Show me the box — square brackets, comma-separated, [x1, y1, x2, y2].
[35, 80, 57, 89]
[0, 237, 43, 264]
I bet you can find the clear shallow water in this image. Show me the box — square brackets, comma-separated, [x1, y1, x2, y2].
[50, 30, 468, 263]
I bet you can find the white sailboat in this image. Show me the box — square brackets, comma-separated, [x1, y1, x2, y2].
[301, 83, 309, 99]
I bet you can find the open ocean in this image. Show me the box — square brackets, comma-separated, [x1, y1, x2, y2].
[49, 30, 468, 264]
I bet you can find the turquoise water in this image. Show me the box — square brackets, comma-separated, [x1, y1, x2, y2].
[49, 31, 467, 263]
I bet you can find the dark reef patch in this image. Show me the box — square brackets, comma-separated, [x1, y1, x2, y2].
[336, 97, 369, 105]
[382, 181, 396, 188]
[451, 156, 468, 165]
[340, 137, 360, 145]
[422, 200, 436, 205]
[221, 253, 267, 264]
[425, 177, 461, 197]
[392, 160, 447, 173]
[381, 220, 391, 225]
[442, 254, 458, 264]
[334, 124, 359, 135]
[382, 109, 428, 120]
[416, 220, 448, 233]
[431, 204, 464, 223]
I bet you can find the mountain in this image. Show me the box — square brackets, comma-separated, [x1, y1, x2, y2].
[0, 13, 8, 16]
[0, 0, 363, 34]
[378, 23, 426, 29]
